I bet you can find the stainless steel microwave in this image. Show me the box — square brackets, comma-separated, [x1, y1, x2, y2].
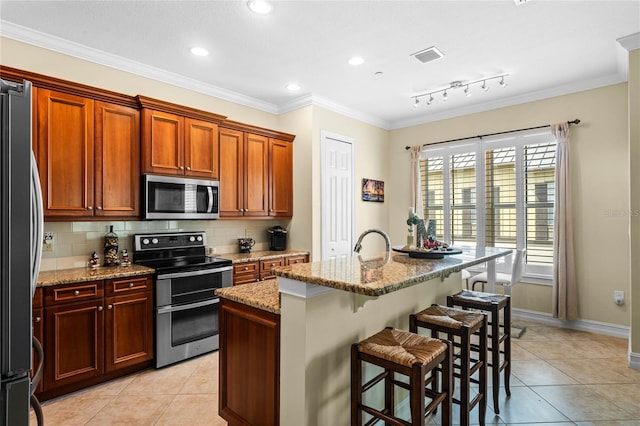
[143, 174, 219, 220]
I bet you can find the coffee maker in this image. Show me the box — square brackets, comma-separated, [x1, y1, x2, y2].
[268, 226, 288, 251]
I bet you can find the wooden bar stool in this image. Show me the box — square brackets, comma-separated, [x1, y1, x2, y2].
[351, 327, 453, 426]
[410, 304, 487, 426]
[447, 290, 511, 414]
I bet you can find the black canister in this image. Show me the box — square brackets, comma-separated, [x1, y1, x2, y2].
[268, 226, 288, 251]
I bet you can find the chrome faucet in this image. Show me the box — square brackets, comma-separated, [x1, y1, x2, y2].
[353, 229, 391, 254]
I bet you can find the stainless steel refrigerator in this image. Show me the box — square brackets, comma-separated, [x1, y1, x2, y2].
[1, 79, 44, 425]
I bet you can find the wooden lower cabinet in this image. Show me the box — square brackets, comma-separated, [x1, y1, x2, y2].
[232, 254, 309, 285]
[219, 298, 280, 426]
[233, 261, 260, 285]
[260, 258, 285, 281]
[38, 275, 153, 400]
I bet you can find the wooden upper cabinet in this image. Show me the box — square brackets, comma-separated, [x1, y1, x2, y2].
[269, 138, 293, 217]
[219, 128, 244, 217]
[244, 133, 269, 217]
[37, 89, 95, 217]
[141, 109, 184, 176]
[185, 118, 219, 179]
[94, 101, 140, 217]
[138, 95, 225, 179]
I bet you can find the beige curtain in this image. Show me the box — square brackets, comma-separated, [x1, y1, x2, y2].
[552, 123, 578, 320]
[410, 146, 423, 217]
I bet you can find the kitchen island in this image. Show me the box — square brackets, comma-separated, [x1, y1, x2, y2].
[216, 246, 511, 426]
[275, 246, 511, 426]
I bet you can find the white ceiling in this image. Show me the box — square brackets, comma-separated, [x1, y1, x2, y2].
[1, 1, 639, 129]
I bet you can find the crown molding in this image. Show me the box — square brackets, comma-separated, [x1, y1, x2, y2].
[0, 20, 279, 114]
[278, 93, 390, 130]
[618, 32, 640, 52]
[390, 73, 627, 130]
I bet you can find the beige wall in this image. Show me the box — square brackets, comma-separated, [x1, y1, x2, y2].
[629, 48, 640, 356]
[310, 106, 390, 260]
[388, 85, 631, 326]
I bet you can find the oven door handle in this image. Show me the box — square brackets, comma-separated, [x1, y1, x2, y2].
[157, 265, 233, 280]
[157, 298, 219, 315]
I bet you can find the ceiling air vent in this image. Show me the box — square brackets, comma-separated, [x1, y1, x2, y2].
[411, 46, 445, 64]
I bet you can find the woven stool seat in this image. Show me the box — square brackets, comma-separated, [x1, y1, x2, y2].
[414, 304, 486, 330]
[411, 305, 487, 426]
[359, 327, 448, 367]
[450, 289, 509, 307]
[448, 290, 511, 415]
[352, 327, 453, 426]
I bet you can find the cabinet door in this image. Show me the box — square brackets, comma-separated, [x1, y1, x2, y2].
[32, 307, 44, 394]
[105, 291, 154, 372]
[219, 128, 244, 217]
[44, 300, 104, 390]
[260, 258, 285, 281]
[37, 89, 94, 217]
[185, 118, 219, 179]
[233, 262, 260, 285]
[269, 138, 293, 217]
[244, 133, 269, 217]
[141, 109, 184, 175]
[94, 101, 140, 217]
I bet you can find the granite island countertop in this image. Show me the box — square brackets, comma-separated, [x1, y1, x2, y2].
[216, 279, 280, 314]
[273, 246, 512, 297]
[37, 264, 155, 287]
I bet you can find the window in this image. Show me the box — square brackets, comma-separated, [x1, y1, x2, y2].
[420, 129, 556, 279]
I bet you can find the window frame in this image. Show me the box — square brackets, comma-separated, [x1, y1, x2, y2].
[420, 129, 555, 284]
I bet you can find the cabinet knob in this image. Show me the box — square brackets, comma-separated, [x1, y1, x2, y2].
[179, 166, 184, 170]
[35, 316, 41, 323]
[74, 290, 80, 296]
[128, 283, 134, 288]
[243, 266, 248, 271]
[98, 306, 103, 311]
[108, 304, 113, 310]
[96, 206, 103, 210]
[270, 208, 273, 212]
[270, 263, 275, 267]
[186, 166, 191, 171]
[87, 206, 93, 211]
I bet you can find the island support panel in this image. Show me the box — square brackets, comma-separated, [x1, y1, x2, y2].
[278, 272, 463, 426]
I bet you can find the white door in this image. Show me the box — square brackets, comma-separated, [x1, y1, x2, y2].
[321, 131, 354, 260]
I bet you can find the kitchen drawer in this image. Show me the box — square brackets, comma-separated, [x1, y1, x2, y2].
[260, 258, 285, 280]
[286, 255, 308, 266]
[233, 261, 259, 285]
[44, 281, 104, 305]
[105, 275, 152, 296]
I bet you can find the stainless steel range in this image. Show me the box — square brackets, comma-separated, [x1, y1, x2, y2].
[133, 231, 232, 368]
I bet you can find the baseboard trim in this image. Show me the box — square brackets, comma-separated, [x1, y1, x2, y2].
[512, 308, 630, 339]
[630, 351, 640, 370]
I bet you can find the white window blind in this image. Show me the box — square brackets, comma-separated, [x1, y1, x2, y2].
[420, 129, 556, 279]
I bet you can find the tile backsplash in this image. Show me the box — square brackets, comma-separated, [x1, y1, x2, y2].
[40, 219, 288, 271]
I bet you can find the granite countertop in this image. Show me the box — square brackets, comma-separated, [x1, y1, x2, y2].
[216, 279, 280, 314]
[273, 246, 512, 297]
[221, 249, 309, 263]
[37, 264, 155, 287]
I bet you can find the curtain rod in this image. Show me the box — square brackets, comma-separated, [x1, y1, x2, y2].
[404, 119, 580, 150]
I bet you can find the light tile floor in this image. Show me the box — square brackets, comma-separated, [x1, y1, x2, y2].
[31, 319, 640, 425]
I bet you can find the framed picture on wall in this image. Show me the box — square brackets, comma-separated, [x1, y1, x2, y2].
[362, 178, 384, 202]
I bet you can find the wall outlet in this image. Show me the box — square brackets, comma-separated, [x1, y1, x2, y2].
[43, 232, 54, 252]
[614, 290, 625, 305]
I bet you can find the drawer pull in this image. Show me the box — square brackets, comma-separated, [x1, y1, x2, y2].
[128, 283, 134, 288]
[244, 266, 248, 271]
[108, 304, 113, 310]
[98, 306, 103, 311]
[74, 290, 80, 296]
[35, 316, 41, 323]
[270, 263, 275, 267]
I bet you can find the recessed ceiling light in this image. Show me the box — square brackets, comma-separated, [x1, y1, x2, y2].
[189, 47, 209, 57]
[247, 1, 273, 14]
[348, 56, 365, 66]
[286, 83, 301, 91]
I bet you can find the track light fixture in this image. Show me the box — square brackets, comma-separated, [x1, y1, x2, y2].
[411, 74, 508, 107]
